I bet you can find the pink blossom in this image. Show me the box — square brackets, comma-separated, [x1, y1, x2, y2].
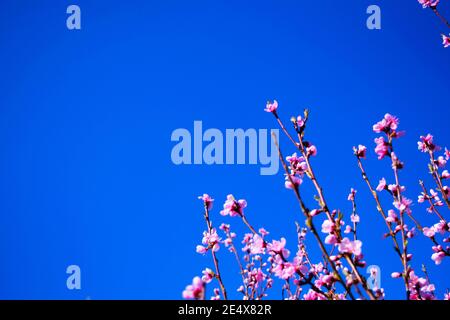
[259, 228, 269, 236]
[374, 137, 390, 160]
[432, 245, 443, 253]
[388, 184, 405, 196]
[249, 234, 265, 255]
[393, 197, 412, 213]
[373, 119, 387, 133]
[344, 225, 352, 234]
[391, 272, 402, 278]
[442, 170, 449, 179]
[445, 148, 450, 161]
[325, 234, 337, 245]
[303, 289, 326, 300]
[198, 194, 214, 210]
[353, 145, 367, 158]
[201, 268, 214, 283]
[351, 214, 360, 223]
[223, 238, 232, 247]
[434, 220, 447, 234]
[347, 188, 357, 201]
[246, 267, 266, 287]
[267, 238, 289, 257]
[337, 238, 363, 256]
[211, 288, 220, 300]
[443, 186, 449, 197]
[242, 233, 252, 244]
[273, 261, 296, 280]
[202, 228, 221, 252]
[296, 115, 305, 128]
[264, 100, 278, 113]
[408, 271, 436, 300]
[418, 134, 437, 152]
[418, 194, 425, 203]
[182, 276, 204, 299]
[286, 153, 307, 174]
[435, 156, 447, 168]
[267, 238, 286, 253]
[373, 114, 399, 133]
[423, 227, 435, 238]
[306, 145, 317, 157]
[293, 257, 309, 275]
[386, 209, 398, 223]
[430, 189, 440, 201]
[220, 194, 247, 217]
[418, 0, 440, 8]
[319, 274, 335, 287]
[196, 245, 207, 254]
[321, 219, 335, 234]
[391, 152, 404, 169]
[384, 114, 399, 130]
[442, 34, 450, 48]
[285, 174, 302, 190]
[376, 178, 387, 191]
[310, 262, 324, 274]
[431, 251, 446, 265]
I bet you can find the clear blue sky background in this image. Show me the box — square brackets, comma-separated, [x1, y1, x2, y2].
[0, 0, 449, 299]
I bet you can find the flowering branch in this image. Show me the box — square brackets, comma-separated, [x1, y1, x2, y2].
[432, 5, 450, 28]
[418, 135, 450, 208]
[204, 203, 228, 300]
[220, 223, 248, 298]
[417, 0, 450, 47]
[419, 180, 447, 222]
[270, 106, 376, 300]
[273, 133, 355, 299]
[183, 101, 449, 300]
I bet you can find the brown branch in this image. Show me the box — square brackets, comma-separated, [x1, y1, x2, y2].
[432, 7, 450, 28]
[355, 157, 410, 297]
[203, 205, 228, 300]
[272, 132, 357, 300]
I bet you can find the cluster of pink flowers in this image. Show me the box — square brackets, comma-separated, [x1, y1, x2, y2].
[418, 0, 440, 8]
[285, 153, 307, 189]
[416, 0, 450, 48]
[182, 276, 205, 299]
[183, 101, 449, 300]
[220, 194, 247, 217]
[443, 34, 450, 48]
[415, 133, 450, 267]
[198, 193, 214, 210]
[419, 189, 444, 211]
[407, 271, 436, 300]
[264, 100, 278, 113]
[196, 228, 221, 254]
[359, 112, 449, 299]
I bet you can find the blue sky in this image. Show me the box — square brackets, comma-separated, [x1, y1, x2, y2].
[0, 0, 449, 299]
